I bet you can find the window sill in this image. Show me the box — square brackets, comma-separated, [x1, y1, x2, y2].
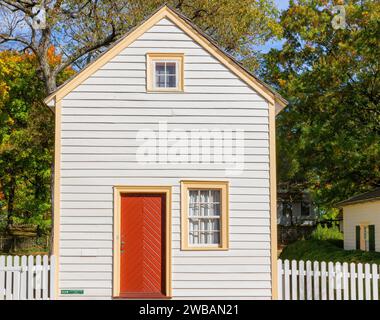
[180, 247, 229, 251]
[146, 89, 185, 93]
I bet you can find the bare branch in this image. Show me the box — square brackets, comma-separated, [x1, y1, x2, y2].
[54, 27, 119, 75]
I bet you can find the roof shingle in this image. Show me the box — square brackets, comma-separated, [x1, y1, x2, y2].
[337, 188, 380, 207]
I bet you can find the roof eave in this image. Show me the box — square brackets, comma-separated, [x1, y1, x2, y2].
[43, 5, 288, 111]
[337, 197, 380, 208]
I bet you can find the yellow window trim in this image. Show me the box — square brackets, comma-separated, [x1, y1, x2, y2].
[146, 53, 184, 92]
[180, 180, 229, 251]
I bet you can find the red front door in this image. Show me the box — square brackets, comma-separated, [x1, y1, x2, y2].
[120, 193, 166, 298]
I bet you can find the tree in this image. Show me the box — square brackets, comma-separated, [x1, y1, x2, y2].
[260, 0, 380, 211]
[0, 49, 74, 237]
[0, 0, 282, 94]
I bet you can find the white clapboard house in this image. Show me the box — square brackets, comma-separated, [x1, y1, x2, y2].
[44, 6, 287, 300]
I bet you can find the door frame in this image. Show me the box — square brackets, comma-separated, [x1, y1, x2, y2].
[113, 186, 172, 298]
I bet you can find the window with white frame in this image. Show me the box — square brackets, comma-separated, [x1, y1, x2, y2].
[181, 181, 229, 250]
[189, 189, 221, 245]
[154, 61, 178, 89]
[147, 53, 184, 92]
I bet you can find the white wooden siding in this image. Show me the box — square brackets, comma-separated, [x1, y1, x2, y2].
[343, 200, 380, 251]
[59, 17, 272, 299]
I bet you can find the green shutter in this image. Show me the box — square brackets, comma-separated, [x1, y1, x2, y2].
[356, 226, 361, 250]
[369, 225, 375, 252]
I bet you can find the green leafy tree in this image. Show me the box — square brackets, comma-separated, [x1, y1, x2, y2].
[260, 0, 380, 213]
[0, 49, 74, 237]
[0, 0, 282, 93]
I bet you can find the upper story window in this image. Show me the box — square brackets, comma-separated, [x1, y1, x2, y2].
[147, 53, 184, 92]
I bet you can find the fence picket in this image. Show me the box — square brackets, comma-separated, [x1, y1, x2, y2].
[335, 262, 342, 300]
[313, 261, 320, 300]
[284, 260, 290, 300]
[27, 255, 34, 300]
[342, 262, 349, 300]
[328, 262, 334, 300]
[357, 263, 363, 300]
[0, 256, 4, 300]
[299, 260, 305, 300]
[0, 254, 55, 300]
[50, 255, 56, 300]
[364, 263, 371, 300]
[277, 259, 379, 301]
[20, 256, 27, 300]
[350, 263, 356, 300]
[5, 256, 12, 300]
[306, 261, 312, 300]
[42, 255, 49, 300]
[321, 261, 327, 300]
[35, 255, 42, 300]
[291, 260, 298, 300]
[13, 256, 20, 300]
[372, 264, 378, 301]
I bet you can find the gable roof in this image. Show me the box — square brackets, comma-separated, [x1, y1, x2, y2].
[337, 188, 380, 207]
[44, 5, 288, 113]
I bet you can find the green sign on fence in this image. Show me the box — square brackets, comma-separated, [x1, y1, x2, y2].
[61, 289, 84, 295]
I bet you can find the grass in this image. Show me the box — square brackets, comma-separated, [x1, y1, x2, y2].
[280, 240, 380, 265]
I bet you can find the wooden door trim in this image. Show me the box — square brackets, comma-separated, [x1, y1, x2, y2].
[113, 186, 172, 298]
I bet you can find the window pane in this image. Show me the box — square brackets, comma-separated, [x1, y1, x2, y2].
[200, 219, 208, 232]
[210, 190, 220, 203]
[155, 75, 166, 87]
[212, 219, 220, 231]
[155, 62, 166, 74]
[166, 62, 176, 74]
[200, 190, 209, 203]
[200, 203, 209, 217]
[200, 190, 209, 216]
[167, 75, 177, 88]
[189, 203, 199, 216]
[210, 203, 220, 216]
[189, 219, 199, 244]
[213, 232, 220, 244]
[200, 231, 206, 244]
[189, 190, 199, 203]
[189, 190, 199, 216]
[187, 188, 223, 246]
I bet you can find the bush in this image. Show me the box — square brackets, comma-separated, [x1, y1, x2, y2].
[310, 224, 343, 241]
[280, 240, 380, 264]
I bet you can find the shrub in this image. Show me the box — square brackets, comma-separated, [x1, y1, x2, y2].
[280, 240, 380, 264]
[310, 224, 343, 241]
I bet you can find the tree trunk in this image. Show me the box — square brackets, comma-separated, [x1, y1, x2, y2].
[45, 75, 57, 95]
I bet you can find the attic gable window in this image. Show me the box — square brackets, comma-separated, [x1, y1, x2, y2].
[147, 53, 184, 92]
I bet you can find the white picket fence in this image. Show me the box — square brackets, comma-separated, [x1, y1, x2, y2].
[0, 255, 55, 300]
[278, 259, 380, 300]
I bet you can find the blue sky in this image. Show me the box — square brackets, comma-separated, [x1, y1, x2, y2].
[275, 0, 290, 11]
[257, 0, 290, 53]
